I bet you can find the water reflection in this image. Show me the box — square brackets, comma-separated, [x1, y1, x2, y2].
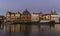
[0, 24, 60, 36]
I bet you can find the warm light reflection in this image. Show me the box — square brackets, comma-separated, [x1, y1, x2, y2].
[55, 24, 60, 31]
[3, 24, 60, 33]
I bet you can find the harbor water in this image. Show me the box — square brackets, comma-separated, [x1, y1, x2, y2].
[0, 23, 60, 36]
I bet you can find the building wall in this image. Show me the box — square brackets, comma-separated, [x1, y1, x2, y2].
[20, 15, 31, 23]
[39, 14, 43, 20]
[6, 12, 21, 22]
[10, 14, 16, 22]
[51, 15, 59, 22]
[6, 10, 59, 23]
[45, 15, 51, 21]
[15, 13, 21, 22]
[31, 14, 39, 22]
[0, 16, 5, 23]
[6, 12, 11, 21]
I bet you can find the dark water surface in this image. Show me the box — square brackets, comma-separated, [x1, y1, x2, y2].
[0, 24, 60, 36]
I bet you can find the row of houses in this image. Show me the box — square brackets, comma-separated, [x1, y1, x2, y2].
[6, 9, 31, 23]
[6, 9, 59, 23]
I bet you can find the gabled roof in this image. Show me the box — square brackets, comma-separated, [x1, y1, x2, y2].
[22, 9, 31, 15]
[16, 11, 21, 15]
[7, 11, 12, 14]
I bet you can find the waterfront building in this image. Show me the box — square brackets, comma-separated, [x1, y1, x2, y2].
[20, 9, 31, 23]
[6, 11, 21, 22]
[40, 9, 59, 23]
[15, 12, 21, 18]
[39, 12, 43, 20]
[0, 16, 5, 23]
[31, 13, 40, 22]
[40, 13, 51, 22]
[6, 9, 59, 23]
[50, 9, 59, 23]
[6, 11, 16, 22]
[15, 12, 21, 22]
[10, 12, 16, 22]
[0, 16, 5, 29]
[44, 14, 51, 21]
[6, 9, 31, 23]
[50, 14, 59, 23]
[6, 11, 11, 21]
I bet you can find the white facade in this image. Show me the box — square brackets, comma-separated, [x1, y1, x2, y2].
[31, 14, 39, 22]
[51, 15, 59, 22]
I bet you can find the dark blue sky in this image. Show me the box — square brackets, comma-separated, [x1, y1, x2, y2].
[0, 0, 60, 16]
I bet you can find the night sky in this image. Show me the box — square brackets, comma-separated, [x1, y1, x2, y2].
[0, 0, 60, 16]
